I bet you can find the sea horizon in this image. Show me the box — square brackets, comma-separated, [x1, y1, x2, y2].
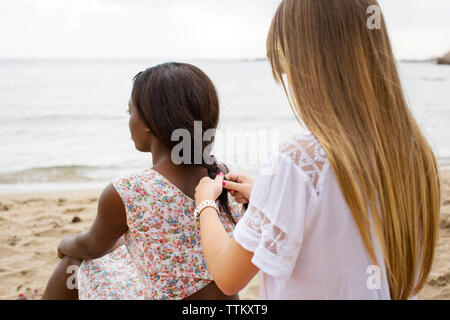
[1, 59, 449, 194]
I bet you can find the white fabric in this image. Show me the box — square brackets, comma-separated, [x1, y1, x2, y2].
[233, 128, 394, 299]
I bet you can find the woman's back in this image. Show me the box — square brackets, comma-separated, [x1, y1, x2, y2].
[234, 129, 392, 299]
[194, 0, 439, 300]
[78, 168, 242, 300]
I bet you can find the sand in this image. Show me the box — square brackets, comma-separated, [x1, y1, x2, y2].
[1, 170, 449, 300]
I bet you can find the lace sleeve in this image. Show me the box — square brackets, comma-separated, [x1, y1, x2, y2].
[233, 204, 302, 277]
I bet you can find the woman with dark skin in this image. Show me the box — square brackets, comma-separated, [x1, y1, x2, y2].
[21, 63, 239, 300]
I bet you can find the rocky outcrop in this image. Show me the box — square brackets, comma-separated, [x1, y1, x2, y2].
[437, 51, 450, 65]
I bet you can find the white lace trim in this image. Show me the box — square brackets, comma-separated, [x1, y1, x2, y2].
[279, 130, 329, 196]
[236, 205, 302, 276]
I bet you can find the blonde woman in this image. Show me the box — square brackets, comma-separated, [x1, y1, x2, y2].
[194, 0, 441, 300]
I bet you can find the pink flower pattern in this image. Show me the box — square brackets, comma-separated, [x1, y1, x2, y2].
[78, 168, 242, 300]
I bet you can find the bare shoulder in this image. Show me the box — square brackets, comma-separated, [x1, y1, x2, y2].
[99, 183, 124, 207]
[97, 183, 127, 225]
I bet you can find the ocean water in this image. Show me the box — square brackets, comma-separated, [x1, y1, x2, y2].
[0, 59, 449, 194]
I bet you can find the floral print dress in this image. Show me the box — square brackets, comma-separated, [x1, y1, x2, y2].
[77, 168, 242, 300]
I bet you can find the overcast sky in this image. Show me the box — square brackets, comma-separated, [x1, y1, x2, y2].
[0, 0, 449, 60]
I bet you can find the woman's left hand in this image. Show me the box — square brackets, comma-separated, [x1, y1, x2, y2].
[195, 172, 224, 204]
[57, 235, 76, 259]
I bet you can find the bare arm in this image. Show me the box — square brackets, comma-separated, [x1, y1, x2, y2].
[195, 173, 259, 296]
[199, 207, 259, 295]
[57, 183, 128, 260]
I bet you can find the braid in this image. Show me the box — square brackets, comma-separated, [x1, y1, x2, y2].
[201, 155, 220, 179]
[201, 155, 236, 225]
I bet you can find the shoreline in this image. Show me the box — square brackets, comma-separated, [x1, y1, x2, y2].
[0, 170, 449, 300]
[0, 187, 103, 200]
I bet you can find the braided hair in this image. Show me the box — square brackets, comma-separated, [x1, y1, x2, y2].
[200, 155, 236, 225]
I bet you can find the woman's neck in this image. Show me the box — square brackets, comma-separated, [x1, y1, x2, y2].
[151, 146, 208, 200]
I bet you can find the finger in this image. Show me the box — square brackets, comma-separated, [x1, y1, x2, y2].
[225, 173, 244, 183]
[222, 180, 245, 192]
[235, 197, 248, 204]
[200, 176, 213, 184]
[216, 171, 224, 180]
[229, 190, 240, 197]
[232, 191, 243, 198]
[234, 195, 247, 201]
[229, 191, 248, 202]
[215, 171, 224, 186]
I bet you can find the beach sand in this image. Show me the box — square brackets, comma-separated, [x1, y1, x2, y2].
[1, 170, 449, 300]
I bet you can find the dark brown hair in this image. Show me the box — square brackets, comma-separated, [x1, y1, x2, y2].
[132, 62, 235, 224]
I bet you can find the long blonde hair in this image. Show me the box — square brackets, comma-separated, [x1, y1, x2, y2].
[267, 0, 441, 299]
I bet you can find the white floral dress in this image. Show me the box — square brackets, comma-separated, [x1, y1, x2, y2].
[77, 169, 242, 300]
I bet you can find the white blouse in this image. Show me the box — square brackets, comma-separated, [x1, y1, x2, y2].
[233, 128, 393, 299]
